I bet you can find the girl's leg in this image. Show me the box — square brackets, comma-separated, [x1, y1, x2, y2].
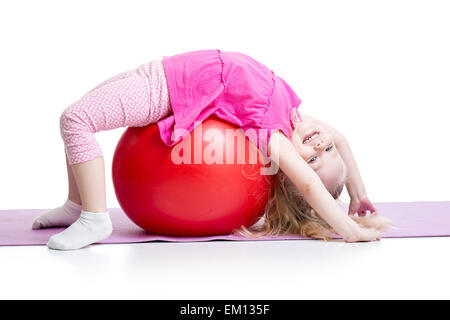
[66, 154, 82, 206]
[32, 154, 83, 229]
[47, 156, 111, 251]
[71, 156, 107, 213]
[43, 60, 171, 250]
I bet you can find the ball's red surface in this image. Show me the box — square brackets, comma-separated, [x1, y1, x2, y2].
[112, 117, 274, 236]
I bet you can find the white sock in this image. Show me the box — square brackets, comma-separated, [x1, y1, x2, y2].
[46, 210, 113, 250]
[32, 199, 82, 230]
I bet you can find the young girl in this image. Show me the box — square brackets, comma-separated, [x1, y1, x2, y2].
[33, 49, 390, 250]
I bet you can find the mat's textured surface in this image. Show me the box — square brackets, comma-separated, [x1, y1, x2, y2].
[0, 202, 449, 246]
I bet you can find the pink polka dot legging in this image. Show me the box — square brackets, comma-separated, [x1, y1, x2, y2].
[60, 59, 172, 165]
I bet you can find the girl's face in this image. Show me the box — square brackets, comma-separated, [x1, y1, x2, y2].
[291, 118, 346, 191]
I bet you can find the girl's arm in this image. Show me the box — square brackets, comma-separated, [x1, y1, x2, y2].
[332, 136, 379, 216]
[268, 131, 381, 242]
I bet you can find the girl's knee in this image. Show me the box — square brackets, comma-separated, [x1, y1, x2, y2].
[59, 105, 92, 139]
[60, 107, 75, 133]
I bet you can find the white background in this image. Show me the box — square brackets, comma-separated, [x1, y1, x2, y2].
[0, 0, 450, 301]
[0, 0, 449, 209]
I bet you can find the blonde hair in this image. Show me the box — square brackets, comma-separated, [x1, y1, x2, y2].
[236, 169, 392, 240]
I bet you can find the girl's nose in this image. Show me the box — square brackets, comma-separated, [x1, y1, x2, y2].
[314, 140, 325, 151]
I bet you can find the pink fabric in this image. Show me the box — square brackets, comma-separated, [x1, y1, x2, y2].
[158, 49, 302, 155]
[60, 59, 172, 164]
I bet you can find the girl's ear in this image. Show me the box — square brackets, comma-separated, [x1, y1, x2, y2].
[290, 107, 302, 127]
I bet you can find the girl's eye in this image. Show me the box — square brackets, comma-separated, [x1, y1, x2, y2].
[309, 146, 333, 163]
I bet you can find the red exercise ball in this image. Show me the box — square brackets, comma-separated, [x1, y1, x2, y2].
[112, 116, 274, 236]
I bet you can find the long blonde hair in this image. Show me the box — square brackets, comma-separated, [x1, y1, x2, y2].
[236, 169, 392, 240]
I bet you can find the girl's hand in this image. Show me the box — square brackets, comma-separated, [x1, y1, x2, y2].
[343, 226, 381, 243]
[348, 195, 377, 216]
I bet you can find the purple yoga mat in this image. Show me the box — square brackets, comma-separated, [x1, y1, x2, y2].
[0, 201, 449, 246]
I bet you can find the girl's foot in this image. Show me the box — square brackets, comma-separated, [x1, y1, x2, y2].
[32, 199, 82, 229]
[46, 210, 113, 250]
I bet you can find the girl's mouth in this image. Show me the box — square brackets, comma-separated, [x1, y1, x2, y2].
[303, 131, 319, 144]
